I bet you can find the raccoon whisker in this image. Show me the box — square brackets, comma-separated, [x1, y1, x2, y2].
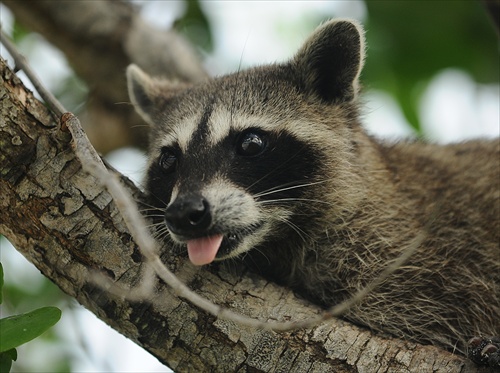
[151, 225, 171, 242]
[257, 197, 329, 205]
[156, 231, 171, 242]
[144, 219, 166, 230]
[245, 145, 313, 192]
[138, 209, 164, 216]
[257, 197, 335, 208]
[145, 221, 165, 228]
[229, 33, 248, 126]
[241, 246, 272, 267]
[282, 221, 309, 243]
[142, 217, 165, 224]
[138, 201, 165, 209]
[274, 215, 311, 243]
[143, 221, 163, 231]
[138, 209, 166, 217]
[141, 192, 169, 209]
[140, 212, 165, 218]
[254, 180, 323, 196]
[141, 213, 165, 218]
[130, 124, 150, 130]
[139, 199, 168, 210]
[254, 180, 329, 199]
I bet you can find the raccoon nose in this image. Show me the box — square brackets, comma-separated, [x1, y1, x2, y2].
[164, 195, 212, 235]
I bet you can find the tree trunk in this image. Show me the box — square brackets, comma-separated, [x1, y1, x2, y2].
[0, 2, 488, 372]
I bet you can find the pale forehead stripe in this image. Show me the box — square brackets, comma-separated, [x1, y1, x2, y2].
[207, 108, 233, 146]
[207, 109, 323, 146]
[157, 115, 198, 152]
[167, 104, 214, 151]
[207, 108, 282, 146]
[161, 108, 318, 151]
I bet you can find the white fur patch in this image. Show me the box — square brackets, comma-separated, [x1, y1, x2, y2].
[207, 107, 329, 147]
[151, 114, 199, 153]
[201, 174, 261, 229]
[173, 116, 199, 151]
[152, 105, 336, 160]
[206, 108, 233, 146]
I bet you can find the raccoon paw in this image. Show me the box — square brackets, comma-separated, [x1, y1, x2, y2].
[468, 336, 500, 368]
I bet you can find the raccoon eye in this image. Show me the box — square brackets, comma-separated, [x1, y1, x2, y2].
[237, 131, 266, 156]
[159, 148, 177, 173]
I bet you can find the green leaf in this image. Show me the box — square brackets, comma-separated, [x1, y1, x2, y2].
[174, 0, 213, 52]
[3, 348, 17, 361]
[0, 349, 17, 373]
[0, 262, 4, 304]
[11, 20, 31, 44]
[0, 307, 61, 352]
[362, 0, 499, 132]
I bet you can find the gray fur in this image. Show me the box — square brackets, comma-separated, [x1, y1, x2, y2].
[128, 19, 499, 355]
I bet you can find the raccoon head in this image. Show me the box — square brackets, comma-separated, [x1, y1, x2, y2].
[127, 19, 365, 267]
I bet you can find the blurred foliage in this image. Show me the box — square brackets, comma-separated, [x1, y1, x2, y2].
[363, 0, 499, 133]
[9, 18, 30, 44]
[0, 262, 3, 305]
[54, 73, 88, 114]
[174, 0, 213, 53]
[10, 18, 88, 115]
[173, 0, 498, 134]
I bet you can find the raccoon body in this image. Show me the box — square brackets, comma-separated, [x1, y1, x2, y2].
[127, 20, 499, 355]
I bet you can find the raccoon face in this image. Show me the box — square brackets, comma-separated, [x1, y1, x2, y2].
[127, 19, 364, 266]
[143, 105, 325, 265]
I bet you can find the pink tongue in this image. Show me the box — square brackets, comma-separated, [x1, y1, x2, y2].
[187, 235, 224, 266]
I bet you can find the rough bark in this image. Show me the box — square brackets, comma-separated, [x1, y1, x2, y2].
[3, 0, 208, 154]
[0, 57, 487, 372]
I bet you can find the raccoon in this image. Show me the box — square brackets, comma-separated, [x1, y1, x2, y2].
[126, 19, 500, 364]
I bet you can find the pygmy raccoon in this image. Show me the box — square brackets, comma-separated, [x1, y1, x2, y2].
[127, 20, 500, 365]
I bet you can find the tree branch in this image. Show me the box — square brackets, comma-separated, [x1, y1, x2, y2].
[3, 0, 208, 154]
[0, 28, 65, 118]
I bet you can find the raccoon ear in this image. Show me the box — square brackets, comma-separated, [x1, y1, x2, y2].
[292, 19, 365, 104]
[127, 64, 158, 124]
[127, 64, 188, 125]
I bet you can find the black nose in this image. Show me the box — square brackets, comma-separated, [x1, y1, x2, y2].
[164, 194, 211, 235]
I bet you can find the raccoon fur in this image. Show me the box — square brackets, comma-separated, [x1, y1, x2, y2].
[126, 19, 500, 361]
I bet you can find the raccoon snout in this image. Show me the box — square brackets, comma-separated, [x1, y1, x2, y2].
[164, 194, 212, 236]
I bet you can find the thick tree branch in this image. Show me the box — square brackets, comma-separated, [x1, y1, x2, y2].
[3, 0, 208, 154]
[0, 57, 484, 372]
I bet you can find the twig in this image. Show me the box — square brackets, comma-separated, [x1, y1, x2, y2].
[0, 28, 66, 117]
